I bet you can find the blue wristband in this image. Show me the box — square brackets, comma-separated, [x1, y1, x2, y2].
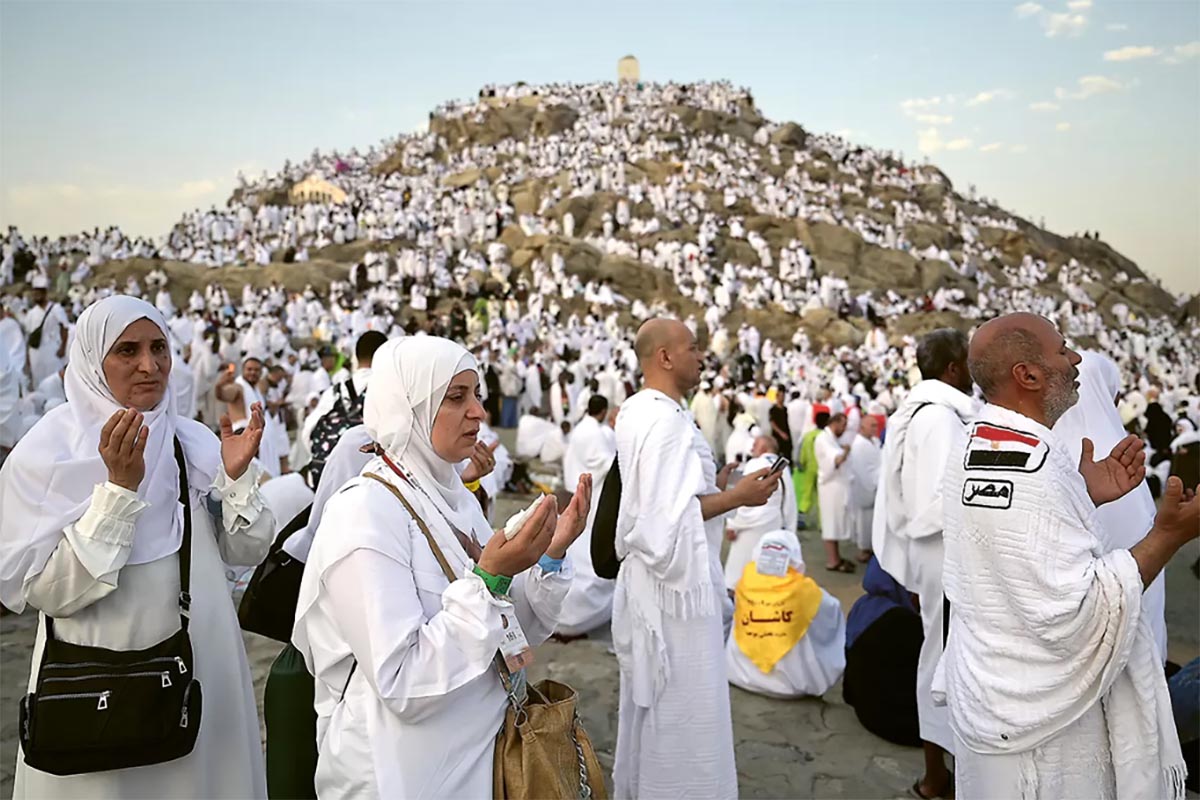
[538, 554, 564, 573]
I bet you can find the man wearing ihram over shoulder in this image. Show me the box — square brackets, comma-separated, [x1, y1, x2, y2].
[938, 312, 1199, 799]
[611, 318, 780, 799]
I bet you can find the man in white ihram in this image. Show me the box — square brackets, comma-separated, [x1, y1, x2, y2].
[873, 328, 976, 800]
[612, 318, 778, 799]
[555, 393, 618, 637]
[938, 312, 1197, 799]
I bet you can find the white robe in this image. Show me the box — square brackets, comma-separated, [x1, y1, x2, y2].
[846, 435, 881, 551]
[938, 404, 1184, 800]
[24, 303, 68, 387]
[726, 591, 846, 699]
[293, 466, 572, 799]
[556, 415, 618, 637]
[233, 376, 284, 478]
[13, 468, 273, 799]
[814, 429, 850, 542]
[871, 379, 975, 753]
[612, 389, 737, 800]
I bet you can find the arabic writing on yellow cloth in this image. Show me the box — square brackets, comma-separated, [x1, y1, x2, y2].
[732, 563, 824, 673]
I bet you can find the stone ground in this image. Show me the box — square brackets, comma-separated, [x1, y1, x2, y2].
[2, 491, 1196, 798]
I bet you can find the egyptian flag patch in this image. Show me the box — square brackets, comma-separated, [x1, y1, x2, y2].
[964, 423, 1049, 473]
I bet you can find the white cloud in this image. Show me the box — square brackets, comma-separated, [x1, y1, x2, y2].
[1009, 144, 1029, 154]
[966, 89, 1015, 107]
[1044, 12, 1088, 37]
[946, 138, 973, 151]
[1029, 101, 1061, 112]
[914, 113, 954, 125]
[920, 128, 974, 153]
[901, 96, 943, 113]
[1104, 45, 1162, 61]
[979, 142, 1005, 153]
[1164, 41, 1200, 64]
[1056, 122, 1072, 132]
[1016, 2, 1089, 38]
[1106, 23, 1129, 32]
[1054, 75, 1128, 100]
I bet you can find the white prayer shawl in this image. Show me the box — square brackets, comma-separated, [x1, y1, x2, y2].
[871, 378, 977, 588]
[0, 297, 219, 612]
[613, 388, 722, 707]
[938, 404, 1184, 800]
[612, 388, 736, 799]
[1054, 351, 1167, 662]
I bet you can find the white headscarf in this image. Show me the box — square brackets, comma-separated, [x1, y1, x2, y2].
[364, 336, 483, 538]
[0, 296, 219, 612]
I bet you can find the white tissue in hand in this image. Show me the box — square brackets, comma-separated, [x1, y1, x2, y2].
[503, 496, 543, 540]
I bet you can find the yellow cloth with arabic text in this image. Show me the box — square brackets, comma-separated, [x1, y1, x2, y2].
[732, 563, 824, 673]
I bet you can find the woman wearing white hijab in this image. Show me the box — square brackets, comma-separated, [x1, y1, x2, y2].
[0, 295, 275, 799]
[293, 336, 592, 799]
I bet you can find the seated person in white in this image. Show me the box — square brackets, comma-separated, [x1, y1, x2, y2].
[726, 530, 846, 699]
[723, 435, 797, 590]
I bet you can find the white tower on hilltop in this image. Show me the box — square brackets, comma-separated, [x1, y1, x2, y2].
[617, 54, 639, 84]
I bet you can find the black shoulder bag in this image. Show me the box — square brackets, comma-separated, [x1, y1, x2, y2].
[18, 438, 203, 775]
[237, 504, 312, 643]
[27, 303, 58, 350]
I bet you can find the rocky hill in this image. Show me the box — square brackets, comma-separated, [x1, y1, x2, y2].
[20, 81, 1194, 352]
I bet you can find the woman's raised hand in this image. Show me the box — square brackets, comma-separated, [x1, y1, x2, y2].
[478, 494, 557, 578]
[99, 408, 149, 491]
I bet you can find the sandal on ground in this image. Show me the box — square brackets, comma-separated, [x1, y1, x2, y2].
[824, 559, 856, 573]
[908, 777, 955, 799]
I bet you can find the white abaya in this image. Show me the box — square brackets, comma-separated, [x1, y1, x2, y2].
[13, 467, 273, 799]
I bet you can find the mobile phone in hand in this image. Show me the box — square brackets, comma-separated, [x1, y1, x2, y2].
[764, 456, 790, 478]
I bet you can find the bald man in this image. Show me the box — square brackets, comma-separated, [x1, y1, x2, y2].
[611, 318, 777, 800]
[939, 313, 1198, 799]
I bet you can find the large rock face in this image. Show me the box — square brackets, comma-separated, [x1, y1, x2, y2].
[39, 81, 1189, 355]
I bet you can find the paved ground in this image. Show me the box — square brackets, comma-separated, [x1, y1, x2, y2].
[2, 490, 1196, 799]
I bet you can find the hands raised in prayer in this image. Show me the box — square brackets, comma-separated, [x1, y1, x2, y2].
[100, 408, 149, 491]
[547, 473, 593, 559]
[1079, 434, 1146, 506]
[219, 402, 264, 481]
[461, 439, 500, 484]
[479, 494, 557, 578]
[716, 462, 737, 491]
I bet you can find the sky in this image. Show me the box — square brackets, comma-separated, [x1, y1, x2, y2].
[2, 0, 1198, 293]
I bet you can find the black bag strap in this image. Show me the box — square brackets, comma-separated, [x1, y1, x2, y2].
[343, 377, 360, 405]
[46, 436, 193, 640]
[29, 302, 57, 339]
[173, 437, 194, 630]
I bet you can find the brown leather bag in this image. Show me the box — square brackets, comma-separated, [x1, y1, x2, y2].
[363, 474, 607, 800]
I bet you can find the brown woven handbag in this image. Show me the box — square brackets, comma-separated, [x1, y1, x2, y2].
[363, 474, 607, 799]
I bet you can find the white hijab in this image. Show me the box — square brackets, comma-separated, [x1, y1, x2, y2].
[752, 529, 805, 575]
[364, 336, 485, 543]
[0, 296, 219, 612]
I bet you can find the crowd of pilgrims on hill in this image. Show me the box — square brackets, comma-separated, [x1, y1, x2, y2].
[1, 78, 1199, 799]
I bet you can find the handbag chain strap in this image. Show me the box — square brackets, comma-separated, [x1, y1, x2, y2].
[45, 436, 193, 641]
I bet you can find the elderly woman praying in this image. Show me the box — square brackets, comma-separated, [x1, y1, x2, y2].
[0, 295, 275, 798]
